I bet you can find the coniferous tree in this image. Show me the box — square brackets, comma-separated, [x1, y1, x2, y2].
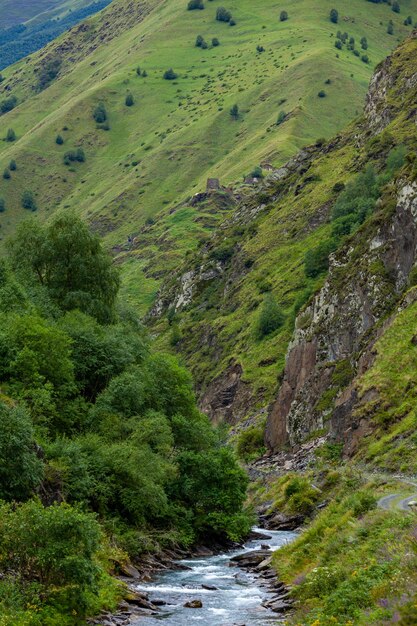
[387, 20, 394, 34]
[330, 8, 339, 23]
[230, 103, 239, 119]
[6, 128, 16, 142]
[3, 169, 10, 180]
[392, 1, 400, 13]
[280, 10, 288, 21]
[9, 160, 16, 171]
[125, 93, 134, 107]
[56, 135, 64, 145]
[21, 191, 37, 211]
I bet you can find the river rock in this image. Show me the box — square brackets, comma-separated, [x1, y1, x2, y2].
[230, 549, 271, 569]
[184, 599, 203, 608]
[119, 562, 140, 579]
[201, 583, 218, 590]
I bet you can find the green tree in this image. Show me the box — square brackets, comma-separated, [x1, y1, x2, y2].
[7, 213, 120, 323]
[188, 0, 204, 9]
[21, 190, 37, 211]
[142, 69, 148, 77]
[56, 134, 64, 145]
[9, 159, 16, 171]
[125, 93, 134, 107]
[3, 168, 10, 180]
[216, 6, 232, 22]
[387, 20, 394, 34]
[136, 66, 141, 76]
[212, 37, 220, 46]
[360, 36, 368, 50]
[304, 239, 338, 278]
[196, 34, 205, 47]
[330, 8, 338, 23]
[6, 128, 16, 142]
[277, 110, 287, 125]
[0, 198, 5, 212]
[0, 402, 43, 500]
[164, 68, 178, 80]
[256, 293, 285, 338]
[230, 103, 239, 119]
[0, 500, 102, 614]
[392, 1, 400, 13]
[93, 102, 107, 123]
[280, 10, 288, 21]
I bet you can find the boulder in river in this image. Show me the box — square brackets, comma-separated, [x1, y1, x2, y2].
[201, 583, 218, 590]
[184, 599, 203, 608]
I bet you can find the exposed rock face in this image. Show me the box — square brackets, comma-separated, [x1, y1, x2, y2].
[266, 182, 417, 452]
[199, 362, 251, 424]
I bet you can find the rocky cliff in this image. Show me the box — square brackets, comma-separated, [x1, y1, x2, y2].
[266, 33, 417, 453]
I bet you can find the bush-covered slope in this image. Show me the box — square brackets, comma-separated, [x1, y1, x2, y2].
[0, 0, 415, 316]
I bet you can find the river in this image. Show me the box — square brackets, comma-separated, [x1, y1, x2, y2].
[131, 527, 297, 625]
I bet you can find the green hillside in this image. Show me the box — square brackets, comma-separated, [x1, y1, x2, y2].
[0, 0, 415, 314]
[0, 0, 94, 28]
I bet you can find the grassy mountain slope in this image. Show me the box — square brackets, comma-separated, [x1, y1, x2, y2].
[0, 0, 415, 314]
[0, 0, 94, 28]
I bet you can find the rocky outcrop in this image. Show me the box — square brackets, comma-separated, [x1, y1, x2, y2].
[266, 182, 417, 452]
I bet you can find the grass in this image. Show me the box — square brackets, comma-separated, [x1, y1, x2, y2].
[0, 0, 415, 319]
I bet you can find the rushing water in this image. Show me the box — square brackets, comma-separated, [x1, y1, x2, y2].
[131, 527, 297, 625]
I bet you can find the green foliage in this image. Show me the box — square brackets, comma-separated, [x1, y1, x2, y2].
[216, 7, 232, 22]
[6, 128, 15, 142]
[93, 102, 107, 124]
[0, 500, 102, 616]
[304, 239, 337, 278]
[0, 198, 4, 212]
[163, 68, 178, 80]
[280, 10, 288, 22]
[3, 169, 10, 180]
[7, 213, 120, 323]
[0, 402, 43, 501]
[277, 110, 286, 125]
[125, 93, 134, 107]
[330, 8, 338, 23]
[187, 0, 204, 9]
[37, 57, 61, 91]
[212, 37, 220, 46]
[256, 293, 285, 339]
[9, 160, 16, 171]
[21, 190, 37, 211]
[56, 134, 64, 145]
[387, 19, 394, 34]
[230, 103, 239, 118]
[236, 423, 265, 461]
[0, 96, 17, 114]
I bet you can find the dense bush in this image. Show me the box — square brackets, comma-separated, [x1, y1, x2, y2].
[21, 190, 37, 211]
[236, 423, 265, 461]
[93, 102, 107, 124]
[256, 293, 285, 338]
[216, 7, 232, 22]
[188, 0, 204, 9]
[163, 68, 178, 80]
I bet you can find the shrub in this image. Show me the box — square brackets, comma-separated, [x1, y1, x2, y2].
[0, 500, 103, 615]
[236, 424, 265, 461]
[387, 20, 394, 34]
[93, 102, 107, 123]
[256, 44, 265, 52]
[136, 66, 141, 76]
[164, 68, 178, 80]
[318, 90, 326, 98]
[56, 134, 64, 145]
[188, 0, 204, 9]
[277, 110, 287, 125]
[256, 293, 285, 338]
[37, 57, 61, 90]
[0, 95, 17, 114]
[6, 128, 16, 142]
[9, 159, 16, 171]
[3, 168, 10, 180]
[304, 239, 337, 278]
[216, 6, 232, 22]
[142, 70, 148, 77]
[196, 34, 205, 47]
[392, 1, 400, 13]
[125, 93, 134, 107]
[0, 403, 43, 501]
[361, 54, 369, 63]
[335, 40, 342, 50]
[0, 198, 5, 212]
[212, 37, 220, 46]
[330, 8, 338, 23]
[360, 36, 368, 50]
[280, 10, 288, 21]
[230, 103, 239, 119]
[21, 191, 37, 211]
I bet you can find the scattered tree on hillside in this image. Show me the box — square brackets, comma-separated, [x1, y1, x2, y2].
[125, 93, 134, 107]
[335, 40, 342, 49]
[164, 68, 178, 80]
[0, 96, 17, 114]
[392, 1, 400, 13]
[3, 169, 10, 180]
[277, 110, 287, 125]
[280, 10, 288, 22]
[21, 191, 37, 212]
[330, 8, 339, 24]
[6, 128, 16, 142]
[229, 18, 236, 25]
[360, 36, 368, 50]
[216, 7, 232, 22]
[136, 66, 141, 76]
[212, 37, 220, 46]
[256, 44, 265, 52]
[230, 103, 239, 119]
[256, 293, 285, 339]
[9, 160, 16, 171]
[318, 90, 326, 98]
[56, 134, 64, 145]
[142, 70, 148, 77]
[0, 199, 5, 212]
[37, 57, 62, 91]
[361, 54, 369, 63]
[196, 34, 205, 47]
[8, 213, 120, 323]
[187, 0, 204, 9]
[387, 20, 394, 34]
[93, 102, 107, 124]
